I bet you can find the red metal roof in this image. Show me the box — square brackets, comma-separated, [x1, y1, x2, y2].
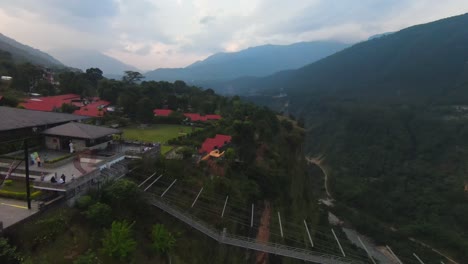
[206, 114, 222, 120]
[21, 94, 80, 112]
[199, 134, 232, 154]
[21, 94, 110, 117]
[153, 109, 173, 117]
[184, 113, 222, 122]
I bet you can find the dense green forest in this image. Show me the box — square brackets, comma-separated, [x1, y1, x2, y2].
[240, 13, 468, 262]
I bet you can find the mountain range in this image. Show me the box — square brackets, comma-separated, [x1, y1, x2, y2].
[0, 33, 63, 67]
[145, 41, 349, 89]
[224, 13, 468, 102]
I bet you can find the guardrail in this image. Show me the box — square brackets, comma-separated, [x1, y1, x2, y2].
[150, 196, 363, 264]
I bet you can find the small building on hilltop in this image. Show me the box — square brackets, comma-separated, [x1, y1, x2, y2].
[42, 122, 121, 152]
[199, 134, 232, 154]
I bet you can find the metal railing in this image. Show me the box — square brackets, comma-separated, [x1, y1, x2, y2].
[150, 196, 364, 264]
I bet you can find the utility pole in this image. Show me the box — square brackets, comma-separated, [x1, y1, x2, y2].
[24, 139, 31, 209]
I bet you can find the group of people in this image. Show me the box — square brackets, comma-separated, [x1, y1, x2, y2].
[50, 173, 67, 184]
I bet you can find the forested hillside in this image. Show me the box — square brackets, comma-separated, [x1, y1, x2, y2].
[0, 33, 63, 67]
[244, 13, 468, 261]
[228, 13, 468, 99]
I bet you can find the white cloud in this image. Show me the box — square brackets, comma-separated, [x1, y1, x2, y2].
[0, 0, 467, 70]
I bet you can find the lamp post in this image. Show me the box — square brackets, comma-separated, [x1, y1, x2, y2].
[23, 139, 31, 209]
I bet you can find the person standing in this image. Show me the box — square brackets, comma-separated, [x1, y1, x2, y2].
[61, 174, 66, 183]
[69, 140, 74, 153]
[36, 156, 41, 167]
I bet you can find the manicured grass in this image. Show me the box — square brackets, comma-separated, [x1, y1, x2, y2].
[122, 124, 201, 143]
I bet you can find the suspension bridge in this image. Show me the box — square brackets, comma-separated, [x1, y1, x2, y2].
[136, 172, 380, 264]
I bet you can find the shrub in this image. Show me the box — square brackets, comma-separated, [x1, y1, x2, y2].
[103, 179, 142, 208]
[102, 221, 136, 261]
[85, 202, 112, 227]
[33, 212, 69, 245]
[44, 153, 74, 164]
[75, 195, 93, 210]
[73, 250, 100, 264]
[3, 179, 13, 186]
[151, 224, 176, 255]
[0, 190, 41, 200]
[0, 237, 22, 264]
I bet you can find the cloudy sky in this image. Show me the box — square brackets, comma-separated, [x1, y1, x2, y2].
[0, 0, 467, 70]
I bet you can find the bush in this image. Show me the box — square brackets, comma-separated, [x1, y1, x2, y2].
[0, 237, 22, 264]
[33, 212, 70, 245]
[151, 224, 176, 255]
[102, 221, 136, 261]
[44, 153, 74, 164]
[85, 202, 112, 227]
[0, 190, 41, 200]
[75, 195, 93, 210]
[3, 179, 13, 186]
[104, 179, 142, 208]
[73, 250, 100, 264]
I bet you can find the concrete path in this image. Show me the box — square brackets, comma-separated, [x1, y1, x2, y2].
[0, 197, 39, 228]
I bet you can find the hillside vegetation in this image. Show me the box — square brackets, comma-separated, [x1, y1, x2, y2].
[244, 13, 468, 261]
[0, 33, 63, 67]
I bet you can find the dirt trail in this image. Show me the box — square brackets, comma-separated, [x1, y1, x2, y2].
[255, 201, 271, 264]
[305, 155, 332, 199]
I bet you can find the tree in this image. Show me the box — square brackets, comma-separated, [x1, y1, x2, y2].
[60, 103, 78, 113]
[177, 146, 194, 159]
[102, 221, 136, 261]
[174, 80, 187, 94]
[122, 71, 144, 84]
[85, 68, 104, 88]
[12, 63, 42, 92]
[225, 148, 236, 161]
[98, 79, 124, 104]
[0, 237, 22, 264]
[135, 97, 154, 123]
[151, 224, 176, 255]
[104, 179, 142, 209]
[85, 202, 112, 227]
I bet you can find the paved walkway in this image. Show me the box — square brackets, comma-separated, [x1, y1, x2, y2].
[0, 197, 39, 229]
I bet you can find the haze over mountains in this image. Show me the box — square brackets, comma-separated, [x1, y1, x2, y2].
[145, 41, 349, 89]
[0, 33, 63, 67]
[49, 49, 140, 78]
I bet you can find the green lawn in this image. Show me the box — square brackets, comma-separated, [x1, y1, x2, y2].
[122, 124, 201, 143]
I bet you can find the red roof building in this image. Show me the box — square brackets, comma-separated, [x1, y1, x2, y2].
[153, 109, 173, 117]
[21, 94, 110, 118]
[184, 113, 222, 122]
[199, 134, 232, 154]
[22, 94, 80, 112]
[73, 100, 110, 117]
